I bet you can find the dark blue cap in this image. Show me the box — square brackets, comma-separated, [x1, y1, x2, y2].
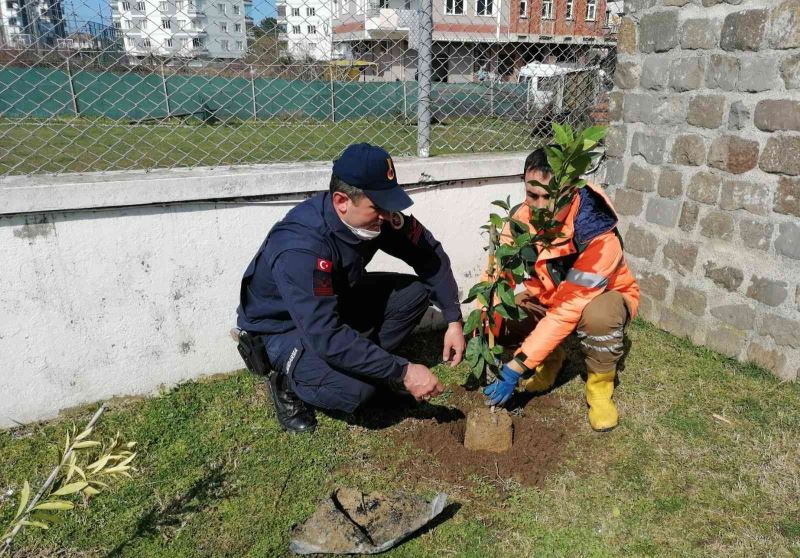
[332, 143, 413, 212]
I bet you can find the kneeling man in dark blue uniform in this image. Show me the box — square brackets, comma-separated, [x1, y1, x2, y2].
[235, 143, 465, 433]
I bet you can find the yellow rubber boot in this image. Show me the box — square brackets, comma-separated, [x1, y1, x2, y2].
[585, 371, 618, 432]
[521, 346, 565, 393]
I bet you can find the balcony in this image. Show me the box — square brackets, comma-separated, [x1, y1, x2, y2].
[363, 7, 416, 39]
[185, 3, 205, 16]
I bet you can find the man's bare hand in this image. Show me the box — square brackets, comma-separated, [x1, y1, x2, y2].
[403, 363, 445, 401]
[442, 321, 465, 367]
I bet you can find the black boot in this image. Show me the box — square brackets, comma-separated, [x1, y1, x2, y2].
[266, 370, 317, 433]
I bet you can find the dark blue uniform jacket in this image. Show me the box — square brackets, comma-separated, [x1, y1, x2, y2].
[237, 192, 461, 380]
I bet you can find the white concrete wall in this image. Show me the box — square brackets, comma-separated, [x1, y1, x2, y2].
[0, 153, 526, 428]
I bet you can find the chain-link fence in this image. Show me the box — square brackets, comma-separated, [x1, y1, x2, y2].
[0, 0, 619, 176]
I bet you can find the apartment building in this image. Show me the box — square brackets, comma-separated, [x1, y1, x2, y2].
[331, 0, 612, 82]
[0, 0, 65, 47]
[111, 0, 250, 59]
[276, 0, 332, 60]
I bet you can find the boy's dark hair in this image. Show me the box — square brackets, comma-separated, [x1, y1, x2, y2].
[524, 148, 551, 175]
[329, 175, 365, 202]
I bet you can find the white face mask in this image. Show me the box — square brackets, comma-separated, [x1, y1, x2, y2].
[342, 219, 382, 240]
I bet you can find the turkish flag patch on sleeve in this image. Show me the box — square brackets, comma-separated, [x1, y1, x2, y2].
[316, 258, 333, 273]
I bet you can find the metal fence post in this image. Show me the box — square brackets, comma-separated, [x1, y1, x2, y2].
[160, 61, 171, 118]
[330, 66, 336, 123]
[416, 0, 433, 158]
[65, 55, 80, 117]
[402, 79, 407, 121]
[250, 65, 258, 120]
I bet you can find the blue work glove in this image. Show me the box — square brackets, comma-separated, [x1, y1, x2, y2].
[483, 364, 522, 406]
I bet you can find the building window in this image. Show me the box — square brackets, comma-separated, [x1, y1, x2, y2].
[8, 16, 17, 25]
[604, 8, 611, 26]
[476, 0, 493, 16]
[234, 22, 241, 31]
[180, 37, 187, 47]
[586, 0, 596, 20]
[306, 6, 314, 15]
[217, 2, 226, 13]
[541, 0, 552, 19]
[236, 40, 243, 49]
[142, 38, 151, 46]
[159, 1, 167, 9]
[162, 19, 171, 28]
[518, 0, 526, 17]
[192, 37, 202, 46]
[121, 1, 130, 9]
[565, 0, 573, 19]
[220, 39, 229, 49]
[291, 24, 300, 33]
[5, 1, 13, 8]
[114, 21, 121, 29]
[135, 1, 145, 9]
[233, 4, 239, 13]
[166, 38, 173, 46]
[308, 24, 316, 34]
[220, 21, 227, 31]
[445, 0, 463, 15]
[291, 7, 299, 15]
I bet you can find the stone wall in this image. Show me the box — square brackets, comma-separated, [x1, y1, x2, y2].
[608, 0, 800, 380]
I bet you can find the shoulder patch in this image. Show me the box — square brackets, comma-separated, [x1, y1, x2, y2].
[389, 212, 405, 230]
[316, 258, 333, 273]
[313, 269, 334, 296]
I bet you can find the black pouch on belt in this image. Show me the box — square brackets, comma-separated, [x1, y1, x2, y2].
[237, 331, 271, 376]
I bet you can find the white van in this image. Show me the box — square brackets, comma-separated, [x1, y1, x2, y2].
[517, 62, 601, 112]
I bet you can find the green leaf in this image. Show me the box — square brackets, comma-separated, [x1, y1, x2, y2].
[14, 480, 31, 521]
[465, 336, 483, 368]
[489, 213, 504, 230]
[582, 125, 607, 143]
[51, 482, 88, 496]
[72, 441, 101, 450]
[463, 309, 483, 334]
[30, 511, 64, 525]
[494, 304, 512, 320]
[491, 199, 510, 211]
[552, 122, 571, 147]
[20, 520, 49, 530]
[32, 501, 74, 511]
[514, 233, 532, 247]
[495, 244, 519, 260]
[497, 282, 516, 308]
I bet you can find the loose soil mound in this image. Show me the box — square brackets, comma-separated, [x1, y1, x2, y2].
[397, 387, 578, 488]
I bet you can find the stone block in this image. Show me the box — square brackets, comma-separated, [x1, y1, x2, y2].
[754, 100, 800, 132]
[614, 188, 644, 216]
[640, 11, 680, 53]
[663, 240, 698, 275]
[640, 55, 671, 90]
[638, 270, 669, 301]
[614, 62, 641, 90]
[711, 303, 756, 330]
[679, 202, 700, 232]
[747, 342, 787, 376]
[669, 57, 705, 92]
[775, 222, 800, 259]
[728, 101, 750, 130]
[659, 308, 696, 339]
[708, 135, 759, 174]
[608, 91, 624, 121]
[618, 17, 636, 55]
[705, 326, 746, 358]
[626, 163, 656, 192]
[687, 95, 725, 129]
[605, 158, 625, 185]
[681, 18, 721, 50]
[720, 9, 767, 51]
[705, 54, 740, 91]
[747, 276, 788, 307]
[740, 218, 773, 251]
[645, 197, 681, 227]
[704, 261, 744, 292]
[625, 223, 660, 261]
[605, 125, 627, 158]
[631, 131, 667, 164]
[737, 56, 780, 92]
[759, 135, 800, 175]
[719, 179, 770, 216]
[774, 177, 800, 217]
[757, 315, 800, 348]
[637, 295, 658, 323]
[671, 135, 706, 166]
[687, 171, 722, 205]
[658, 168, 683, 198]
[767, 0, 800, 49]
[699, 211, 734, 241]
[665, 0, 691, 5]
[673, 286, 707, 316]
[780, 53, 800, 88]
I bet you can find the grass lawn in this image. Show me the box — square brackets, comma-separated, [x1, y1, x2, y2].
[1, 319, 799, 557]
[0, 116, 535, 176]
